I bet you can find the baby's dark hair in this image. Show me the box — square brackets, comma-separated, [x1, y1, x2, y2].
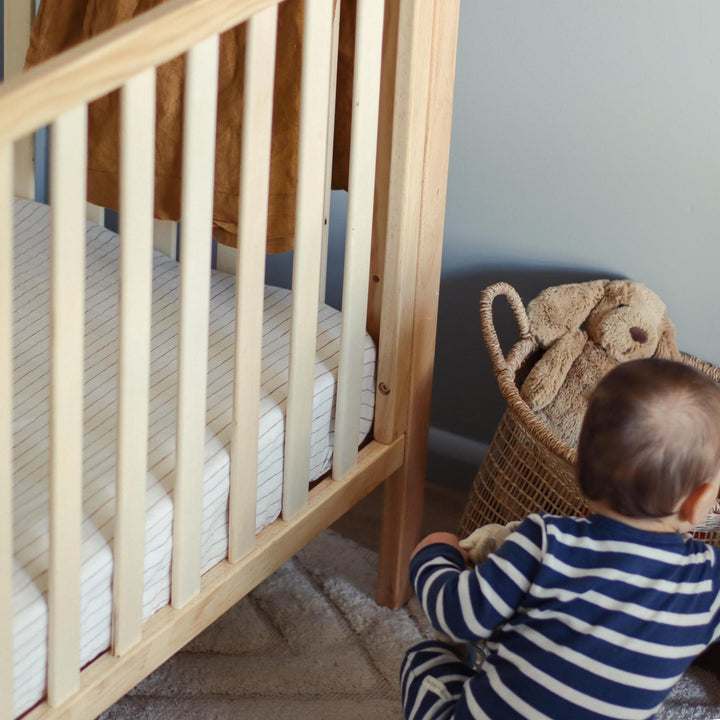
[577, 358, 720, 518]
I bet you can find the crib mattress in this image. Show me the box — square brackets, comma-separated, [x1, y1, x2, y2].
[11, 198, 376, 717]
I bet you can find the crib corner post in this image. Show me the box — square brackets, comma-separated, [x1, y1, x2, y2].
[375, 0, 460, 609]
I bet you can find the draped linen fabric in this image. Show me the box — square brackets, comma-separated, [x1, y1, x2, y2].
[25, 0, 357, 252]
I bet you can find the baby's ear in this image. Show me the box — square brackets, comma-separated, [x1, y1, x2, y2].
[527, 280, 607, 347]
[678, 482, 719, 528]
[655, 312, 681, 361]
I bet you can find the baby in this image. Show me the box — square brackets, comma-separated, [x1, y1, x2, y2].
[402, 358, 720, 719]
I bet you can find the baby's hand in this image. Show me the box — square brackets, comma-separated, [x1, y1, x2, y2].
[411, 532, 468, 562]
[459, 521, 521, 565]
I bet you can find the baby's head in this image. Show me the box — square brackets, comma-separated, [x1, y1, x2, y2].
[577, 358, 720, 520]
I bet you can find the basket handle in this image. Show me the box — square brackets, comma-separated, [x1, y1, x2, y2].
[479, 282, 534, 376]
[480, 282, 578, 467]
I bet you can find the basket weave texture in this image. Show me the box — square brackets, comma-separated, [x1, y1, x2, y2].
[458, 282, 720, 546]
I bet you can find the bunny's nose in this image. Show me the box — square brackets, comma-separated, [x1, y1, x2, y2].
[630, 327, 648, 344]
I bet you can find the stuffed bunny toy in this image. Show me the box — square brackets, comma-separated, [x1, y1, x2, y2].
[519, 279, 680, 447]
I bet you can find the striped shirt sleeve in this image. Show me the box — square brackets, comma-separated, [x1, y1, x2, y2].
[410, 515, 546, 643]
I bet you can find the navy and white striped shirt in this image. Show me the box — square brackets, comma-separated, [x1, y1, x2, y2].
[410, 514, 720, 719]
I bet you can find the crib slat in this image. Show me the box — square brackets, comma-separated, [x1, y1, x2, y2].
[0, 143, 14, 720]
[3, 0, 35, 199]
[172, 35, 220, 609]
[113, 68, 156, 656]
[332, 0, 385, 480]
[153, 220, 179, 260]
[318, 0, 341, 304]
[282, 0, 335, 520]
[228, 7, 278, 562]
[215, 243, 237, 274]
[86, 203, 106, 226]
[48, 105, 88, 706]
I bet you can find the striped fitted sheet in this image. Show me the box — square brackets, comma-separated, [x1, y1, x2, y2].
[11, 198, 376, 717]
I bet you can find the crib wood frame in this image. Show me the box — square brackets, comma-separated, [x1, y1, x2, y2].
[0, 143, 13, 715]
[375, 0, 461, 608]
[0, 0, 459, 716]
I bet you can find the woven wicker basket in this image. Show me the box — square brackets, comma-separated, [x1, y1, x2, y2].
[458, 282, 720, 546]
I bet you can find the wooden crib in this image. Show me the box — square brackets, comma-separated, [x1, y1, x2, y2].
[0, 0, 459, 717]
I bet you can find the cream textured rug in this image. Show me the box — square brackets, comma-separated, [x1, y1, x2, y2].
[99, 530, 720, 720]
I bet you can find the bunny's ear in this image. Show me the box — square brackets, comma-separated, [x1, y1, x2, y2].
[655, 312, 681, 361]
[520, 328, 588, 410]
[526, 280, 608, 347]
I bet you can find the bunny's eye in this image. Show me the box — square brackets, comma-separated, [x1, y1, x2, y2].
[617, 303, 628, 309]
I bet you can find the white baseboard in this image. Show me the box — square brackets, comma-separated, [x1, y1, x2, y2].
[427, 426, 489, 467]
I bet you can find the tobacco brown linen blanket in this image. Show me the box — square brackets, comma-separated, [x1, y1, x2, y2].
[25, 0, 356, 252]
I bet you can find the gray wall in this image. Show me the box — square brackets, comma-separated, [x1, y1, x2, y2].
[429, 0, 720, 489]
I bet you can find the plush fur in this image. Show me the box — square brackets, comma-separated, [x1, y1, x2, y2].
[519, 279, 681, 447]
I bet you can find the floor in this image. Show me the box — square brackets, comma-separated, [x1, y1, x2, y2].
[331, 481, 467, 553]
